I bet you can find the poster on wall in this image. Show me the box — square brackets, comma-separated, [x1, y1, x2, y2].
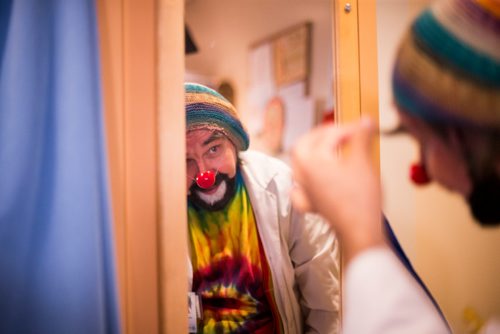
[247, 23, 314, 162]
[273, 23, 311, 91]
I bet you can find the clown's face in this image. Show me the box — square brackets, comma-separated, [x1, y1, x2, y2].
[397, 111, 472, 196]
[186, 129, 238, 210]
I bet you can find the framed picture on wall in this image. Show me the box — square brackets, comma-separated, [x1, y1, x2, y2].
[273, 22, 311, 89]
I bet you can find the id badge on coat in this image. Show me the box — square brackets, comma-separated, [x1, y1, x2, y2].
[188, 292, 202, 333]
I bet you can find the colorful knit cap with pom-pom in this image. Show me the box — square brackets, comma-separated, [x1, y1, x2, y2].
[185, 83, 249, 151]
[392, 0, 500, 129]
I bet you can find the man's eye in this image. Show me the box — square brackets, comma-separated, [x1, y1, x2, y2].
[209, 145, 219, 153]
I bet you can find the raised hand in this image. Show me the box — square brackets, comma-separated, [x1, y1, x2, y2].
[291, 117, 385, 262]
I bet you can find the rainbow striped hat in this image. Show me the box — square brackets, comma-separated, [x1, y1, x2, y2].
[392, 0, 500, 129]
[185, 83, 249, 151]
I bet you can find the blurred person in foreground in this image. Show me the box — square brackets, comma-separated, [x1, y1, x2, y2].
[184, 83, 340, 333]
[291, 0, 500, 332]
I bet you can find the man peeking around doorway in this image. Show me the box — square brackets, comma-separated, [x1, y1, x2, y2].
[185, 82, 340, 334]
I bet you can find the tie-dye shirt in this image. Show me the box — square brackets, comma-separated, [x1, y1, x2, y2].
[188, 171, 282, 334]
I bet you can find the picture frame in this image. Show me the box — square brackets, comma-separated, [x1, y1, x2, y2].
[273, 22, 311, 89]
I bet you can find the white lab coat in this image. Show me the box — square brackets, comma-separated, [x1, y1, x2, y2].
[344, 247, 450, 333]
[188, 150, 341, 334]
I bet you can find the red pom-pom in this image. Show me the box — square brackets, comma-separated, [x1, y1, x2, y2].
[410, 163, 431, 185]
[196, 170, 216, 189]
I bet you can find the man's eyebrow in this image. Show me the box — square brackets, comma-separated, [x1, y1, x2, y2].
[380, 123, 408, 136]
[202, 132, 225, 146]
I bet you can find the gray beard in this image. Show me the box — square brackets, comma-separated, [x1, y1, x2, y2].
[188, 173, 236, 211]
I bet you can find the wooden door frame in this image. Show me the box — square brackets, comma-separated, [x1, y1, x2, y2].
[97, 0, 161, 332]
[333, 0, 380, 172]
[333, 0, 379, 329]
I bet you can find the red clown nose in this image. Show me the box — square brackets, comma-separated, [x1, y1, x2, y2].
[196, 170, 216, 189]
[409, 163, 431, 185]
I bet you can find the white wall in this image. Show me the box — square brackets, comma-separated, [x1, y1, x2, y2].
[185, 0, 333, 132]
[377, 1, 500, 332]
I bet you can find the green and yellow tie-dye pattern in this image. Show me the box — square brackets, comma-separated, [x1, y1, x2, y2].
[188, 172, 281, 334]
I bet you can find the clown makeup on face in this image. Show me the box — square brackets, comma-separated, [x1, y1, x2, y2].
[389, 112, 500, 225]
[394, 112, 472, 196]
[186, 129, 238, 210]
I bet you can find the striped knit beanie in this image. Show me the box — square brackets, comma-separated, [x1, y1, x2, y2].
[185, 83, 249, 151]
[392, 0, 500, 129]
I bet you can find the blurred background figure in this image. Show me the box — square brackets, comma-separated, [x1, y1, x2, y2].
[291, 0, 500, 332]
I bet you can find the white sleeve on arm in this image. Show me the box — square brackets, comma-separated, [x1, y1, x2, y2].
[290, 213, 341, 334]
[343, 247, 450, 334]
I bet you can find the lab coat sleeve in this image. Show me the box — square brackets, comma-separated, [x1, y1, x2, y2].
[288, 212, 341, 334]
[344, 247, 450, 334]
